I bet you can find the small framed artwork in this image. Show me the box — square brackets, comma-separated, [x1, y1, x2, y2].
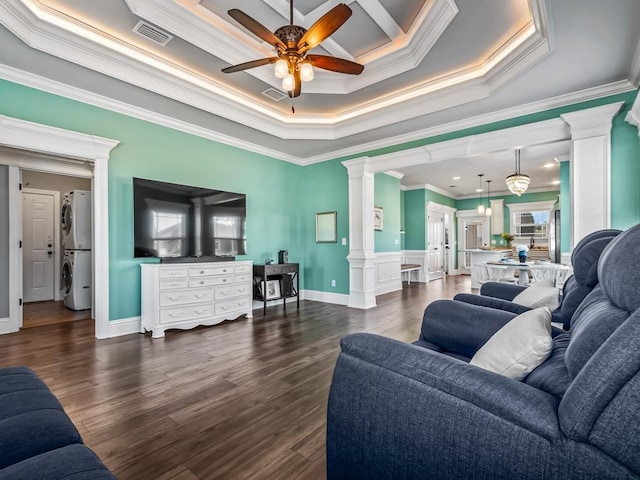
[316, 211, 337, 243]
[374, 206, 384, 231]
[261, 279, 281, 300]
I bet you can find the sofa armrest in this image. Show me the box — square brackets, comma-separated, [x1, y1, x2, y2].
[419, 300, 518, 358]
[480, 282, 526, 300]
[453, 293, 532, 315]
[327, 333, 563, 479]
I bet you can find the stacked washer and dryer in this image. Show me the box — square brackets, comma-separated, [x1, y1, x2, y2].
[61, 190, 92, 311]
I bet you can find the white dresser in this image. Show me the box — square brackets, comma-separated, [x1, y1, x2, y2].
[141, 260, 253, 338]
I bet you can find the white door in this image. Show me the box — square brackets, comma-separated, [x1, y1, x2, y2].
[427, 210, 444, 280]
[23, 191, 55, 302]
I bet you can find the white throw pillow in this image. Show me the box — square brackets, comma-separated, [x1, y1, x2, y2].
[470, 307, 553, 380]
[512, 286, 560, 310]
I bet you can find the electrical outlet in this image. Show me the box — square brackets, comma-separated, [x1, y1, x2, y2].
[331, 280, 336, 287]
[395, 238, 399, 245]
[342, 237, 347, 245]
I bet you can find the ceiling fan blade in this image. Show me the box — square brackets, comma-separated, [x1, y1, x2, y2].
[222, 57, 279, 74]
[228, 9, 286, 51]
[289, 69, 301, 98]
[297, 4, 351, 53]
[307, 54, 364, 75]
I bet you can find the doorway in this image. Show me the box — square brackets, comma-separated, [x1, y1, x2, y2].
[456, 211, 490, 274]
[21, 171, 92, 328]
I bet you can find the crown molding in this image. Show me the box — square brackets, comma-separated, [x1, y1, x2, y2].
[629, 38, 640, 87]
[383, 170, 405, 179]
[0, 64, 305, 165]
[300, 80, 636, 164]
[625, 87, 640, 135]
[401, 183, 558, 200]
[0, 0, 556, 141]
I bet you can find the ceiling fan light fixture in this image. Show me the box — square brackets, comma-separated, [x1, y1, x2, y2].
[274, 59, 288, 78]
[506, 149, 530, 196]
[282, 73, 295, 91]
[300, 62, 314, 82]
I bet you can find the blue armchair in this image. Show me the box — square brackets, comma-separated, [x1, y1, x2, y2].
[454, 229, 621, 330]
[327, 224, 640, 479]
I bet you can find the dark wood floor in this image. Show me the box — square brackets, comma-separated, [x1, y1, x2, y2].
[0, 276, 471, 479]
[23, 300, 91, 328]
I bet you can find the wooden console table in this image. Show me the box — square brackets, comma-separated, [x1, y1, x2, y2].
[253, 263, 299, 315]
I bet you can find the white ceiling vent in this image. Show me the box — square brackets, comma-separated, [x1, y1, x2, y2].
[133, 21, 173, 46]
[262, 88, 288, 102]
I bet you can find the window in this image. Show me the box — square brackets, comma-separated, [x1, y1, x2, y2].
[512, 211, 549, 239]
[506, 200, 556, 244]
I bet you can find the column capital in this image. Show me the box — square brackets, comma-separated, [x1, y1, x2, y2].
[342, 157, 373, 177]
[625, 92, 640, 136]
[560, 102, 624, 139]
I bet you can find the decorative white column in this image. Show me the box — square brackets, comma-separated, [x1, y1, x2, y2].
[560, 102, 623, 248]
[342, 157, 377, 309]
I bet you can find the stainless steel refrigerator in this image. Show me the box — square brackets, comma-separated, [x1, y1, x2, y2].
[549, 210, 561, 263]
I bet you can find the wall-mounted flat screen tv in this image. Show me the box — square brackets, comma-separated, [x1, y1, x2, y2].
[133, 177, 246, 259]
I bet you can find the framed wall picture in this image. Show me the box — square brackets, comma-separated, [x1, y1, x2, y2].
[316, 211, 337, 243]
[374, 206, 384, 231]
[261, 279, 281, 300]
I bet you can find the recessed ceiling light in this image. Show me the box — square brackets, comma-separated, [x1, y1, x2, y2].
[544, 162, 555, 168]
[449, 185, 457, 188]
[551, 180, 561, 185]
[452, 176, 461, 180]
[475, 188, 483, 193]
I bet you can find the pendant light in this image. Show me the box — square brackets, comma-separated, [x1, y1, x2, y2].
[506, 149, 530, 196]
[485, 180, 492, 216]
[477, 174, 485, 214]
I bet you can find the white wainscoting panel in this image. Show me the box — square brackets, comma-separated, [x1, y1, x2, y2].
[375, 252, 402, 295]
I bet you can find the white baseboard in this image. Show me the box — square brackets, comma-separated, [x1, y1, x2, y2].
[301, 289, 349, 306]
[376, 281, 402, 295]
[0, 316, 19, 335]
[252, 296, 299, 310]
[102, 316, 141, 339]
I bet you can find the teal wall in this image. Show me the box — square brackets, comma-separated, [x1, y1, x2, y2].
[403, 189, 426, 250]
[0, 77, 638, 321]
[400, 190, 406, 250]
[300, 159, 349, 294]
[0, 79, 304, 320]
[374, 173, 401, 252]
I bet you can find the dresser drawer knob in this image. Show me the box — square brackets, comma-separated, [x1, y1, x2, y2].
[199, 280, 204, 285]
[200, 270, 205, 274]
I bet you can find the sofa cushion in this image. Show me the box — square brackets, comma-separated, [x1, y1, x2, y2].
[0, 444, 115, 480]
[470, 307, 553, 380]
[512, 286, 560, 310]
[0, 410, 83, 469]
[523, 333, 571, 398]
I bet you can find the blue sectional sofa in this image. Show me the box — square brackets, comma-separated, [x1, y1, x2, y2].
[0, 367, 115, 479]
[327, 224, 640, 479]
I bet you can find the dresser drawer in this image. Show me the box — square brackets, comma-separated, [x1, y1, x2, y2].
[189, 265, 234, 277]
[215, 297, 251, 315]
[159, 278, 188, 289]
[160, 303, 212, 324]
[159, 267, 188, 279]
[235, 264, 251, 274]
[160, 288, 213, 307]
[282, 265, 298, 274]
[215, 284, 251, 301]
[234, 273, 251, 283]
[188, 276, 233, 288]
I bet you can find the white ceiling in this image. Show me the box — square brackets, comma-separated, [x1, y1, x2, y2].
[0, 0, 638, 197]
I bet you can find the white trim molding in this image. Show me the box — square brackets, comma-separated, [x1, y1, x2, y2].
[300, 289, 349, 306]
[374, 252, 402, 295]
[625, 89, 640, 135]
[505, 200, 557, 213]
[0, 114, 119, 339]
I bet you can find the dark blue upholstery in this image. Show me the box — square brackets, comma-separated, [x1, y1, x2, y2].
[0, 367, 114, 478]
[327, 224, 640, 479]
[454, 230, 621, 329]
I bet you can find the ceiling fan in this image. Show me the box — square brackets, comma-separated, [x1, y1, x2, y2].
[222, 1, 364, 98]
